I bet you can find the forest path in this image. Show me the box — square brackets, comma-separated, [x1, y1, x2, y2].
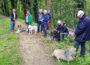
[15, 20, 55, 65]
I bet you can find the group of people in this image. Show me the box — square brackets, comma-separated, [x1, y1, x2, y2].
[36, 9, 51, 37]
[10, 9, 51, 38]
[10, 8, 90, 57]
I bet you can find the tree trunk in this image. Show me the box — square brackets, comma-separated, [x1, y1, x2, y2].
[46, 0, 54, 30]
[76, 0, 85, 9]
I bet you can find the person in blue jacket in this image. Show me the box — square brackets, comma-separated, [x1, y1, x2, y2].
[74, 10, 90, 57]
[10, 9, 17, 31]
[42, 10, 49, 37]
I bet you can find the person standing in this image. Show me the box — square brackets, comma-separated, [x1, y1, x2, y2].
[10, 9, 17, 31]
[42, 10, 49, 37]
[25, 10, 33, 31]
[36, 9, 43, 32]
[74, 10, 90, 57]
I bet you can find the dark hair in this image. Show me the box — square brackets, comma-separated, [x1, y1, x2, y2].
[27, 9, 30, 12]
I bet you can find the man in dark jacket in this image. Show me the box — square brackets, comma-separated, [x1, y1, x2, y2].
[36, 9, 43, 32]
[56, 21, 68, 41]
[42, 10, 49, 37]
[74, 10, 90, 57]
[10, 9, 17, 31]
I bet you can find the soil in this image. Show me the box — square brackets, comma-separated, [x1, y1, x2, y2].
[15, 20, 56, 65]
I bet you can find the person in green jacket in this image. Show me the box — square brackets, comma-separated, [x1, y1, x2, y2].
[25, 10, 33, 31]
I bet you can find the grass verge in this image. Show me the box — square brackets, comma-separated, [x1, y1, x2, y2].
[0, 18, 21, 65]
[44, 35, 90, 65]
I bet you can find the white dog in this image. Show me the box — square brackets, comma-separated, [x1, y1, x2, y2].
[52, 48, 76, 64]
[28, 25, 37, 34]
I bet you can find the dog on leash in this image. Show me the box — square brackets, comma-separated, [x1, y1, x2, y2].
[16, 25, 21, 33]
[50, 30, 59, 41]
[28, 25, 37, 34]
[52, 48, 76, 64]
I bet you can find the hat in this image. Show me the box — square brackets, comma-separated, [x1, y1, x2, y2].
[77, 10, 84, 16]
[57, 20, 62, 24]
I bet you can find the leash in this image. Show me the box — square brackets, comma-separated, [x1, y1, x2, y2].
[65, 50, 69, 60]
[65, 50, 75, 60]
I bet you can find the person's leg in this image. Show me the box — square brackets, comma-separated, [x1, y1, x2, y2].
[27, 24, 30, 33]
[56, 32, 60, 42]
[74, 41, 80, 52]
[13, 22, 15, 30]
[41, 24, 44, 32]
[62, 33, 68, 40]
[60, 33, 63, 41]
[50, 31, 53, 40]
[80, 42, 86, 57]
[41, 23, 43, 32]
[44, 24, 47, 37]
[11, 21, 14, 31]
[39, 21, 42, 32]
[45, 25, 47, 37]
[37, 22, 40, 32]
[47, 23, 49, 30]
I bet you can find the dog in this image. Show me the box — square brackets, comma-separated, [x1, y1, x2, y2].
[52, 48, 76, 64]
[28, 25, 37, 34]
[16, 25, 21, 33]
[50, 30, 60, 41]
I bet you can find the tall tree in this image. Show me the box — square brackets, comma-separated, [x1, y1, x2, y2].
[46, 0, 53, 29]
[1, 0, 10, 16]
[10, 0, 18, 8]
[76, 0, 85, 9]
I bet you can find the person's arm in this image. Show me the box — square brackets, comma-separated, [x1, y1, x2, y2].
[11, 13, 13, 20]
[75, 21, 87, 36]
[64, 26, 69, 33]
[29, 14, 33, 24]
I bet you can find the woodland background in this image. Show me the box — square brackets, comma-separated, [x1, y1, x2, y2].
[0, 0, 90, 28]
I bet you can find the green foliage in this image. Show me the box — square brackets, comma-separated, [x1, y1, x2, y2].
[0, 18, 21, 65]
[59, 36, 74, 49]
[52, 0, 79, 28]
[38, 0, 47, 9]
[7, 34, 18, 40]
[85, 0, 90, 17]
[0, 0, 90, 28]
[51, 0, 90, 28]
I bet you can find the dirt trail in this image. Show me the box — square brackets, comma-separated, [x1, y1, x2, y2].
[15, 20, 55, 65]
